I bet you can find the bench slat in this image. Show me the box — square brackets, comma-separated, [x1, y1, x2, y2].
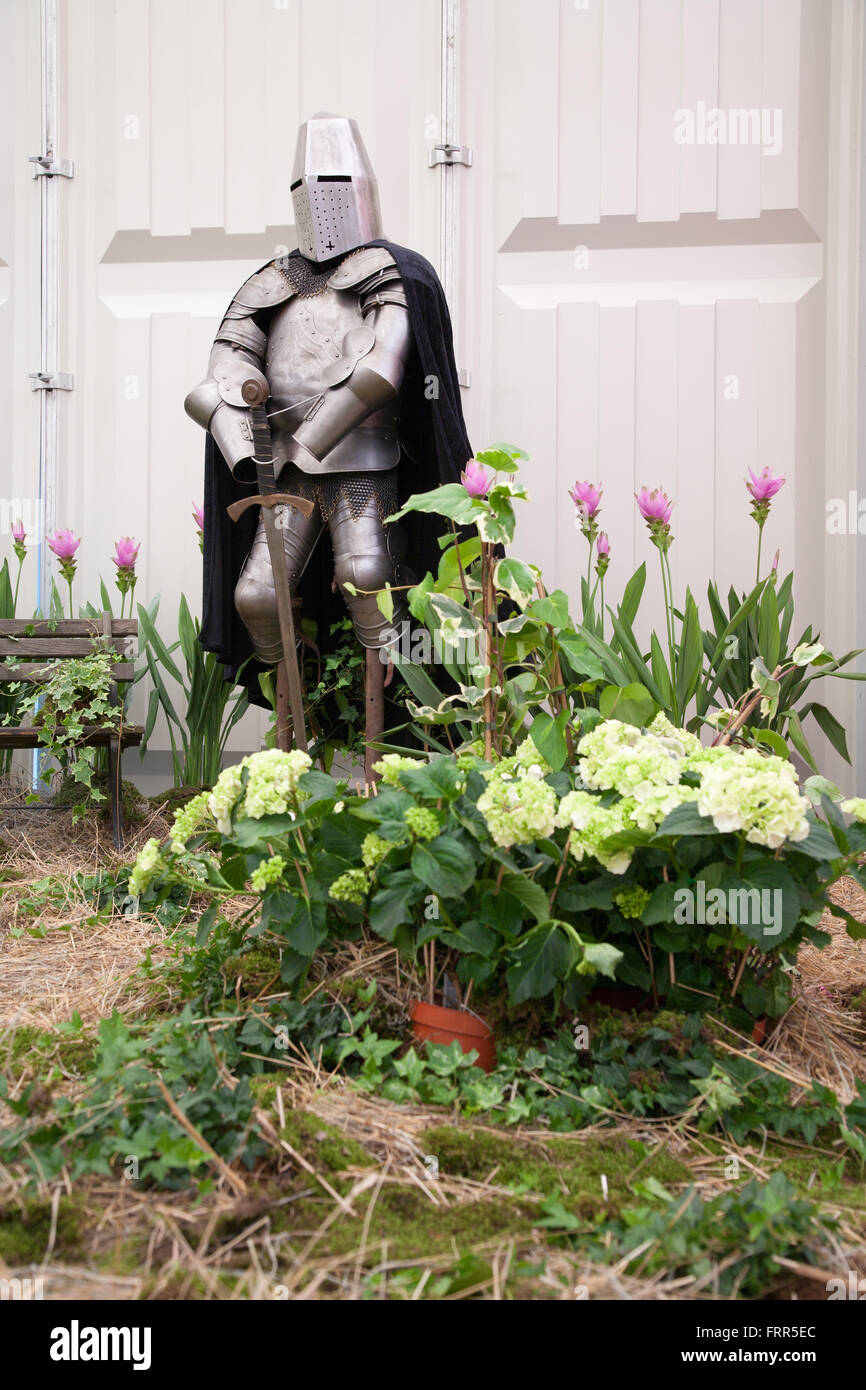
[0, 637, 137, 657]
[0, 725, 143, 749]
[0, 661, 135, 683]
[0, 619, 138, 637]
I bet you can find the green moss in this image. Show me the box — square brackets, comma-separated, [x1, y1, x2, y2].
[0, 1197, 83, 1263]
[148, 786, 208, 816]
[221, 944, 282, 995]
[53, 774, 146, 825]
[278, 1110, 376, 1181]
[420, 1125, 690, 1216]
[283, 1183, 536, 1260]
[0, 1025, 96, 1081]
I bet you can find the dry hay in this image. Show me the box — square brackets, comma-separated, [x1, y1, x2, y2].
[763, 878, 866, 1102]
[0, 790, 176, 1033]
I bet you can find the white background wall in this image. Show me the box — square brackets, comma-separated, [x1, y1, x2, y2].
[1, 0, 863, 791]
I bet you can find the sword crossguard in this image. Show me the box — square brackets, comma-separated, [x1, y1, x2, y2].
[226, 492, 316, 524]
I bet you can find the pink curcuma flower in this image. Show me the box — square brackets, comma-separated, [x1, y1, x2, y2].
[47, 528, 80, 618]
[12, 519, 26, 543]
[192, 502, 204, 532]
[568, 481, 603, 518]
[112, 536, 140, 615]
[112, 536, 140, 571]
[746, 470, 785, 581]
[635, 487, 674, 525]
[746, 467, 785, 504]
[635, 488, 674, 553]
[47, 528, 80, 561]
[460, 459, 493, 498]
[596, 532, 610, 557]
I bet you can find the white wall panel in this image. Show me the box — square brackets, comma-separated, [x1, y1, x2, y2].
[600, 0, 640, 217]
[636, 0, 682, 223]
[717, 0, 764, 220]
[4, 0, 858, 784]
[678, 0, 719, 214]
[559, 0, 602, 225]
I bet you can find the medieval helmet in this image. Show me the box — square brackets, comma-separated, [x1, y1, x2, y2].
[290, 114, 383, 263]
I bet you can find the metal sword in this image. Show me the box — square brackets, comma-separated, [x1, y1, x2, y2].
[224, 380, 312, 752]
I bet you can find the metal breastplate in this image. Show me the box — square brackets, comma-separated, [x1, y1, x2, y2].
[266, 287, 400, 473]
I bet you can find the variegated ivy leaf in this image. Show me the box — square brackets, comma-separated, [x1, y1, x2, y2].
[494, 557, 538, 605]
[375, 584, 394, 621]
[803, 774, 842, 806]
[792, 641, 825, 666]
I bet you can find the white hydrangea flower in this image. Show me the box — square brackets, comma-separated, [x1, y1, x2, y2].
[243, 748, 312, 819]
[477, 771, 558, 847]
[578, 719, 683, 798]
[695, 748, 809, 848]
[842, 797, 866, 823]
[207, 764, 245, 836]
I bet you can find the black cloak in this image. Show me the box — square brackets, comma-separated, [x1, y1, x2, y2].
[200, 240, 472, 705]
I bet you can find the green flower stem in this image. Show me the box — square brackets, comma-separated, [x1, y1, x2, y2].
[66, 577, 74, 621]
[12, 557, 24, 615]
[658, 547, 678, 723]
[755, 520, 764, 585]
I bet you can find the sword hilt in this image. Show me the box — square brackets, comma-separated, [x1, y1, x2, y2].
[225, 492, 315, 524]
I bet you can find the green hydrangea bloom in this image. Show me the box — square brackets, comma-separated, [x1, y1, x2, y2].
[249, 855, 287, 893]
[129, 837, 166, 898]
[614, 886, 652, 919]
[372, 753, 423, 787]
[169, 790, 212, 853]
[513, 735, 552, 775]
[404, 806, 441, 841]
[208, 764, 245, 836]
[361, 832, 396, 869]
[329, 868, 370, 904]
[842, 797, 866, 822]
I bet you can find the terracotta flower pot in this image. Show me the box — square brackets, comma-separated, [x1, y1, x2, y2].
[409, 1000, 497, 1073]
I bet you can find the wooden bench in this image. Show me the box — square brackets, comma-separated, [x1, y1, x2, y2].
[0, 613, 143, 848]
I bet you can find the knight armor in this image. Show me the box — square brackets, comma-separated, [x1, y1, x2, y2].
[185, 115, 411, 663]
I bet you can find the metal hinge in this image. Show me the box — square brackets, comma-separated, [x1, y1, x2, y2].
[428, 143, 473, 168]
[29, 371, 74, 391]
[28, 154, 74, 179]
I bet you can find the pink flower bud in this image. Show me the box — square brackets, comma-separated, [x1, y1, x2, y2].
[12, 519, 26, 543]
[597, 532, 610, 557]
[460, 459, 493, 498]
[192, 502, 205, 532]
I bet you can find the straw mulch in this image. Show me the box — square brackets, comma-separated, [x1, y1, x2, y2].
[2, 782, 866, 1298]
[0, 785, 175, 1033]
